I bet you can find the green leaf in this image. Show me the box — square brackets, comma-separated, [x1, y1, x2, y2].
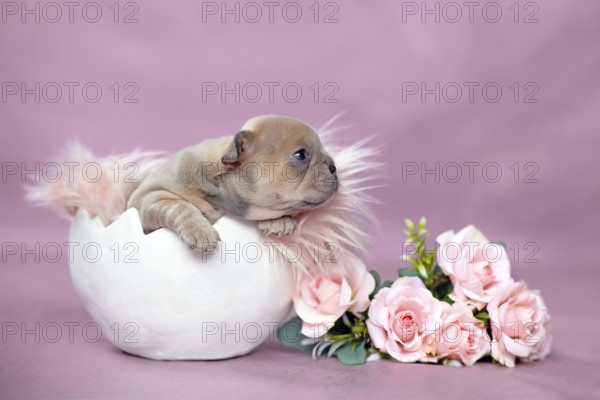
[417, 264, 428, 279]
[405, 219, 415, 233]
[398, 268, 418, 277]
[382, 280, 394, 289]
[418, 217, 427, 231]
[327, 341, 348, 357]
[369, 270, 381, 289]
[277, 317, 316, 352]
[369, 270, 382, 299]
[475, 311, 490, 321]
[434, 279, 454, 300]
[493, 242, 507, 250]
[342, 313, 352, 328]
[369, 270, 381, 286]
[336, 341, 367, 365]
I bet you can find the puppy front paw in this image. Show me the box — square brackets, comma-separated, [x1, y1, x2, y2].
[178, 222, 221, 251]
[258, 216, 297, 237]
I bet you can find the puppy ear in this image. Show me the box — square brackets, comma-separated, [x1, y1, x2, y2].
[222, 130, 254, 165]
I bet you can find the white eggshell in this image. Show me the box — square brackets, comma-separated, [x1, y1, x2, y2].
[68, 208, 295, 360]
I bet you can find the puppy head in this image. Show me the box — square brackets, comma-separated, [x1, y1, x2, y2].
[222, 115, 338, 220]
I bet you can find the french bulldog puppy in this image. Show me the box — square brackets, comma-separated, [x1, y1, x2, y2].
[127, 115, 338, 250]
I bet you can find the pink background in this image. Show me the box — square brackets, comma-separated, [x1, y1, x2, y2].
[1, 1, 599, 398]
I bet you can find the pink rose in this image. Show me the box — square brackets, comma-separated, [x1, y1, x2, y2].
[436, 225, 512, 308]
[294, 253, 375, 338]
[435, 302, 491, 366]
[366, 277, 442, 362]
[487, 281, 551, 367]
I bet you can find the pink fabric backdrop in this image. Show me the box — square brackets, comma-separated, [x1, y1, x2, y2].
[1, 1, 599, 398]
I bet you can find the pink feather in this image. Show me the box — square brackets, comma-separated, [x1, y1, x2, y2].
[265, 116, 382, 280]
[24, 121, 380, 283]
[24, 142, 166, 226]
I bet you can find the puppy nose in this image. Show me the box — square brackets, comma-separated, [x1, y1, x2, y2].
[328, 163, 337, 174]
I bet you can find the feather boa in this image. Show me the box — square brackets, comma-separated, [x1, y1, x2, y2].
[25, 120, 379, 280]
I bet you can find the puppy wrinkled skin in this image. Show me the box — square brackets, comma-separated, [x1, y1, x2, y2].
[127, 115, 339, 250]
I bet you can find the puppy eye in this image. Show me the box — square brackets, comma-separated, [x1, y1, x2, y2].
[293, 149, 308, 161]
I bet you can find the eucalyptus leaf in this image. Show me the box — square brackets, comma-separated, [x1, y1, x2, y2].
[369, 270, 381, 286]
[493, 241, 507, 250]
[277, 317, 316, 352]
[336, 341, 367, 365]
[369, 270, 381, 294]
[398, 268, 418, 277]
[327, 340, 348, 357]
[382, 280, 394, 289]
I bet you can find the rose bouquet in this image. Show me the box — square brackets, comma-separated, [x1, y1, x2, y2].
[278, 218, 551, 367]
